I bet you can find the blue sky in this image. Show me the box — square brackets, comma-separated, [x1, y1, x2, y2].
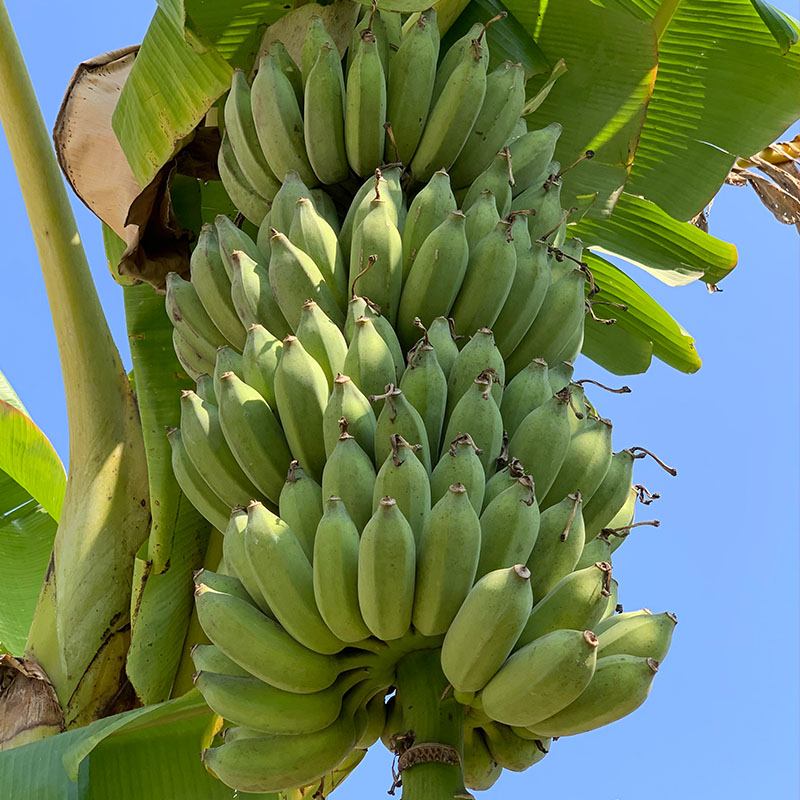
[0, 1, 797, 798]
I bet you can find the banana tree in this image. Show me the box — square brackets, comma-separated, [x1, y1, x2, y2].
[0, 0, 798, 797]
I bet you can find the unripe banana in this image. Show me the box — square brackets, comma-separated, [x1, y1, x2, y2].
[463, 726, 502, 791]
[480, 721, 550, 771]
[215, 213, 264, 274]
[512, 173, 565, 243]
[190, 224, 247, 350]
[601, 577, 620, 620]
[527, 492, 586, 603]
[477, 476, 540, 578]
[322, 429, 376, 532]
[245, 501, 346, 654]
[412, 483, 481, 636]
[358, 497, 416, 640]
[224, 69, 281, 202]
[313, 497, 372, 643]
[380, 693, 403, 751]
[173, 328, 214, 381]
[279, 461, 323, 562]
[384, 8, 439, 164]
[323, 374, 376, 459]
[429, 433, 485, 514]
[241, 323, 282, 409]
[345, 295, 405, 378]
[191, 643, 252, 678]
[343, 315, 399, 399]
[271, 40, 303, 102]
[295, 300, 348, 389]
[450, 61, 526, 188]
[462, 149, 515, 218]
[396, 211, 469, 348]
[349, 197, 403, 325]
[506, 116, 527, 145]
[217, 130, 271, 225]
[582, 450, 635, 541]
[575, 529, 612, 571]
[482, 458, 526, 511]
[213, 346, 245, 404]
[167, 427, 229, 532]
[230, 251, 293, 340]
[251, 50, 316, 187]
[508, 123, 562, 196]
[500, 358, 550, 440]
[216, 370, 291, 503]
[311, 188, 341, 233]
[548, 360, 574, 393]
[517, 562, 613, 648]
[542, 416, 613, 509]
[409, 32, 488, 183]
[347, 3, 390, 75]
[345, 30, 386, 177]
[304, 43, 350, 185]
[269, 171, 315, 236]
[373, 434, 431, 544]
[355, 689, 388, 749]
[301, 15, 336, 86]
[398, 338, 447, 456]
[289, 198, 348, 310]
[507, 388, 572, 498]
[481, 629, 599, 728]
[441, 565, 533, 693]
[505, 268, 587, 377]
[450, 220, 517, 337]
[380, 8, 403, 50]
[166, 272, 229, 363]
[372, 386, 431, 475]
[595, 610, 677, 662]
[527, 654, 659, 737]
[565, 380, 588, 435]
[441, 370, 504, 475]
[430, 22, 485, 105]
[426, 316, 459, 379]
[464, 189, 500, 250]
[180, 389, 263, 508]
[446, 327, 505, 418]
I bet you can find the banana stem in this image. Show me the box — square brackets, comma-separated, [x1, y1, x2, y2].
[391, 649, 466, 800]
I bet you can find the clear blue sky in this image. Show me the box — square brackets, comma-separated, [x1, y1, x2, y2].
[0, 1, 798, 797]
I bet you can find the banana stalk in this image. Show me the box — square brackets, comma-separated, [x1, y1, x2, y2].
[0, 2, 150, 728]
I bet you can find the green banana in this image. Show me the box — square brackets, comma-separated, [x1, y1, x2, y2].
[512, 173, 565, 244]
[245, 500, 346, 655]
[355, 689, 388, 749]
[462, 149, 515, 218]
[409, 30, 488, 183]
[273, 335, 330, 481]
[168, 427, 229, 532]
[441, 369, 504, 475]
[311, 188, 341, 234]
[166, 272, 229, 363]
[348, 2, 390, 75]
[380, 693, 402, 751]
[195, 373, 216, 405]
[295, 300, 348, 389]
[542, 416, 613, 509]
[575, 529, 612, 571]
[517, 562, 613, 648]
[343, 315, 399, 400]
[372, 434, 431, 544]
[216, 369, 291, 503]
[380, 7, 403, 49]
[358, 496, 416, 640]
[446, 327, 505, 417]
[426, 316, 459, 379]
[398, 336, 448, 457]
[322, 373, 376, 460]
[271, 40, 303, 102]
[482, 458, 526, 511]
[412, 483, 481, 636]
[464, 189, 500, 250]
[173, 328, 214, 381]
[345, 30, 386, 177]
[241, 323, 282, 409]
[180, 389, 263, 508]
[313, 497, 372, 643]
[507, 388, 572, 498]
[224, 69, 281, 202]
[372, 386, 431, 473]
[230, 250, 293, 340]
[463, 726, 502, 791]
[480, 722, 550, 772]
[215, 213, 265, 276]
[348, 196, 403, 325]
[595, 610, 677, 662]
[289, 197, 348, 310]
[213, 345, 245, 400]
[401, 169, 457, 280]
[345, 294, 405, 378]
[500, 357, 551, 440]
[527, 492, 586, 603]
[450, 61, 526, 188]
[270, 171, 315, 236]
[450, 220, 517, 337]
[217, 131, 271, 226]
[547, 360, 574, 393]
[481, 629, 598, 728]
[384, 8, 439, 164]
[565, 380, 588, 435]
[602, 578, 620, 620]
[528, 654, 659, 737]
[301, 15, 336, 87]
[304, 42, 350, 185]
[322, 428, 377, 532]
[279, 461, 323, 562]
[507, 123, 562, 196]
[429, 433, 486, 514]
[477, 476, 540, 578]
[190, 224, 247, 350]
[441, 565, 533, 692]
[191, 643, 252, 678]
[251, 49, 316, 187]
[506, 116, 527, 145]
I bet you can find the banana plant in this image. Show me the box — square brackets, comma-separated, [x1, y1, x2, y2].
[0, 0, 797, 796]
